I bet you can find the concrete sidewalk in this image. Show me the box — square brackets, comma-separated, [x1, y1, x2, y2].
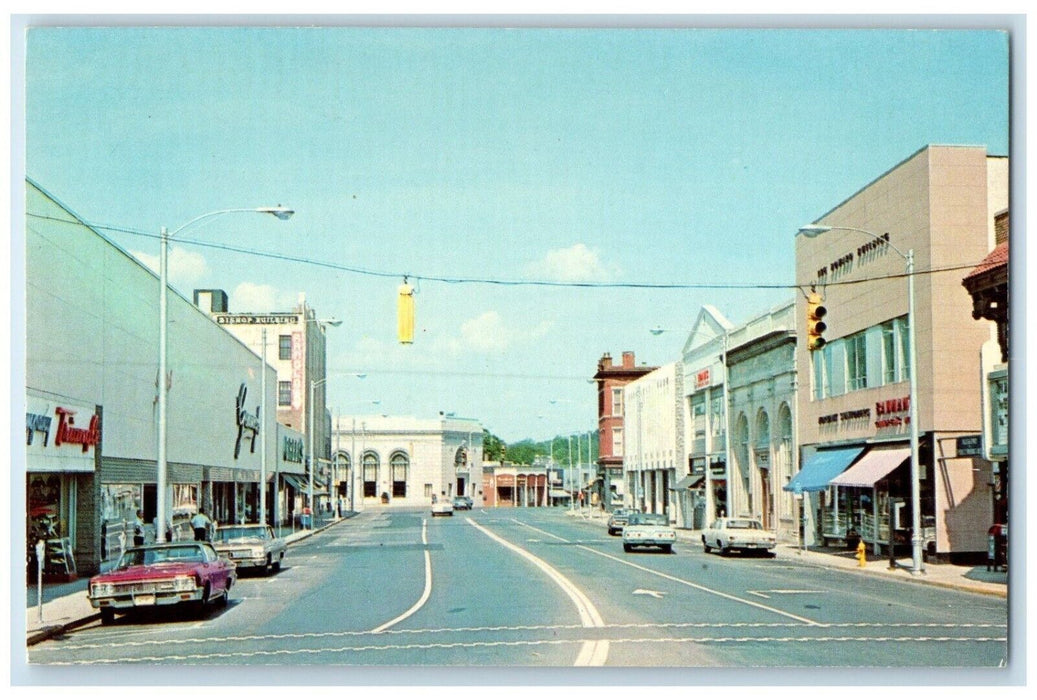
[25, 514, 351, 646]
[566, 507, 1008, 598]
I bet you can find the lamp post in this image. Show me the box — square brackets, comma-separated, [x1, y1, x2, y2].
[308, 377, 327, 525]
[799, 224, 922, 575]
[301, 320, 344, 526]
[156, 206, 293, 543]
[335, 396, 377, 514]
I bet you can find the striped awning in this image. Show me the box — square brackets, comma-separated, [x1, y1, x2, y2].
[829, 447, 910, 488]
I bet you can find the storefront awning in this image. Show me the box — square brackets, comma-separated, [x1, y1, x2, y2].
[828, 446, 910, 488]
[282, 474, 308, 491]
[671, 474, 704, 490]
[784, 446, 864, 493]
[550, 489, 571, 498]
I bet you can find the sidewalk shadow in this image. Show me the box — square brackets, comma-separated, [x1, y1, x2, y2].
[963, 566, 1008, 584]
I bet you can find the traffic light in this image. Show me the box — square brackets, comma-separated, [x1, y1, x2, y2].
[397, 279, 414, 344]
[806, 292, 827, 351]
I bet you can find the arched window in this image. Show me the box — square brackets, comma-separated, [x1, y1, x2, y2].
[778, 404, 794, 515]
[755, 410, 771, 452]
[735, 413, 751, 515]
[735, 414, 751, 477]
[390, 452, 409, 498]
[362, 452, 379, 498]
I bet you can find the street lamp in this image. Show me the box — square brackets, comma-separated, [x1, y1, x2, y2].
[332, 394, 377, 515]
[156, 206, 293, 543]
[799, 224, 922, 575]
[305, 342, 350, 526]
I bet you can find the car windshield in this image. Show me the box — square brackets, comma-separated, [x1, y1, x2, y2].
[214, 526, 269, 541]
[632, 513, 669, 526]
[728, 520, 762, 530]
[117, 545, 205, 568]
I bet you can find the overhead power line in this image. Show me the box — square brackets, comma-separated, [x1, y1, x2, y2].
[27, 211, 993, 292]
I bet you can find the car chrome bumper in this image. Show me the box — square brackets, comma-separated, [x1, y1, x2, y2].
[90, 590, 204, 609]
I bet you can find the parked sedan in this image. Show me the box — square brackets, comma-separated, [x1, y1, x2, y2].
[212, 524, 287, 574]
[88, 542, 236, 625]
[452, 496, 473, 510]
[622, 512, 676, 553]
[702, 518, 777, 556]
[431, 501, 454, 517]
[607, 508, 637, 536]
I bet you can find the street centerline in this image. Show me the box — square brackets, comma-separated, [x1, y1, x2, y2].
[368, 518, 432, 634]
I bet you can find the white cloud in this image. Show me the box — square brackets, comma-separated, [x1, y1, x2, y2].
[460, 311, 511, 352]
[131, 246, 210, 287]
[229, 282, 295, 313]
[525, 243, 620, 282]
[435, 311, 554, 355]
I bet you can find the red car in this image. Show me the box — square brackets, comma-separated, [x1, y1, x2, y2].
[88, 542, 236, 624]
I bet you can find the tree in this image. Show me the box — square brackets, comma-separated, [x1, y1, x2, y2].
[482, 431, 505, 463]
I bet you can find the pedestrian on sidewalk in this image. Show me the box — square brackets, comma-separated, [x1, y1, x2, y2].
[133, 510, 145, 546]
[190, 510, 212, 542]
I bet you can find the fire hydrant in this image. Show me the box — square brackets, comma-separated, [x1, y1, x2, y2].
[856, 539, 867, 567]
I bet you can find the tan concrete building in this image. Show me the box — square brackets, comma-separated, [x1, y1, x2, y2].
[793, 145, 1008, 562]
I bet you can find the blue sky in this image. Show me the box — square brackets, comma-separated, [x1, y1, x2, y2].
[22, 26, 1010, 443]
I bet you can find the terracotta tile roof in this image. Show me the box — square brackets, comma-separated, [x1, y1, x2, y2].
[964, 242, 1009, 282]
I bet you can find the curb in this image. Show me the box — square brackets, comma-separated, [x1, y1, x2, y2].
[27, 612, 101, 646]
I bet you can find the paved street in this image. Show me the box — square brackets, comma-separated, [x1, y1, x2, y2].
[26, 507, 1008, 670]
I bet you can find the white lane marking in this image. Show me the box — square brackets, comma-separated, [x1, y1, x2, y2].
[368, 518, 432, 634]
[41, 633, 1009, 665]
[633, 589, 667, 599]
[466, 517, 609, 666]
[746, 590, 827, 600]
[514, 519, 822, 627]
[47, 621, 1009, 653]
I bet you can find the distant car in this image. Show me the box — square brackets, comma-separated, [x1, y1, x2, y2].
[622, 512, 677, 553]
[607, 508, 637, 536]
[452, 496, 473, 510]
[212, 524, 287, 574]
[431, 501, 454, 517]
[702, 518, 776, 556]
[88, 542, 236, 625]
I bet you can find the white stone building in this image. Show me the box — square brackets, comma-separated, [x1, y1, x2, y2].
[725, 300, 798, 543]
[622, 362, 684, 522]
[331, 414, 483, 508]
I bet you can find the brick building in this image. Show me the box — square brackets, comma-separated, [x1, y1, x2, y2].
[592, 351, 656, 510]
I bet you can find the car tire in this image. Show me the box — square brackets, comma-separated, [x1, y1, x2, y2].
[623, 543, 632, 552]
[702, 538, 711, 553]
[265, 555, 273, 575]
[100, 608, 115, 626]
[608, 528, 616, 536]
[720, 542, 731, 556]
[273, 555, 283, 572]
[662, 544, 673, 553]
